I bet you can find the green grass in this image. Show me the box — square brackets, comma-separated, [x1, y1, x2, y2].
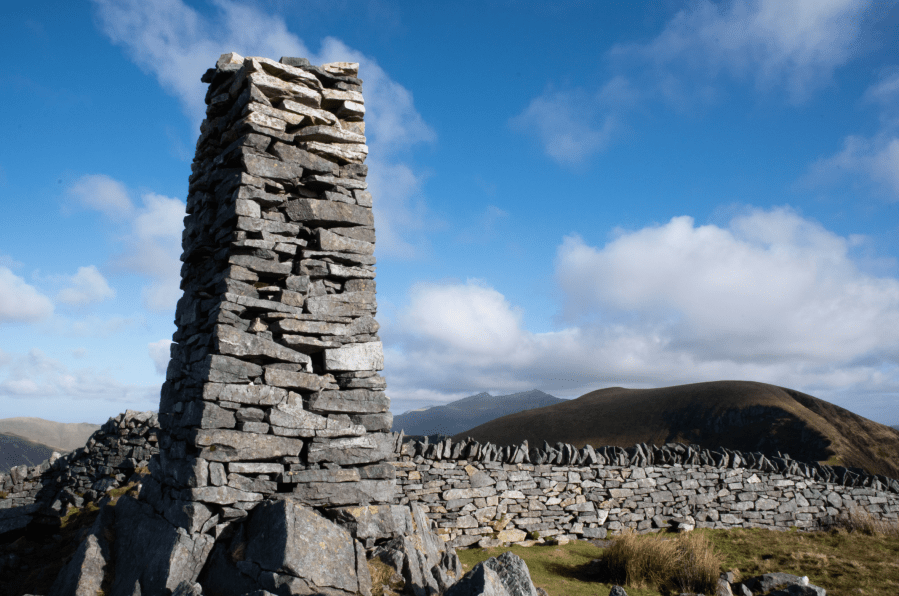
[457, 520, 899, 596]
[457, 541, 662, 596]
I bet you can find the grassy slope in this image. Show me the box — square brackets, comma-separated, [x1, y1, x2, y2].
[458, 526, 899, 596]
[0, 418, 99, 452]
[0, 433, 59, 474]
[454, 380, 899, 478]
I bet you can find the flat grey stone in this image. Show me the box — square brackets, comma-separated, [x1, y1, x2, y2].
[227, 254, 293, 276]
[325, 504, 414, 541]
[307, 433, 395, 465]
[200, 354, 263, 384]
[180, 400, 236, 429]
[214, 324, 311, 365]
[308, 389, 390, 414]
[445, 551, 538, 596]
[324, 341, 384, 371]
[110, 496, 214, 596]
[269, 141, 338, 174]
[242, 152, 304, 181]
[247, 71, 321, 106]
[192, 429, 304, 462]
[263, 368, 324, 391]
[285, 198, 374, 226]
[190, 485, 263, 505]
[306, 292, 376, 317]
[317, 228, 374, 255]
[291, 479, 395, 506]
[327, 263, 375, 279]
[350, 412, 393, 431]
[293, 125, 365, 144]
[202, 383, 288, 406]
[278, 98, 338, 125]
[299, 141, 368, 165]
[48, 505, 114, 596]
[243, 499, 362, 595]
[267, 402, 365, 438]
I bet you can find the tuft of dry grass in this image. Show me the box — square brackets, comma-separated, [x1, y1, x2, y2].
[827, 507, 899, 537]
[368, 557, 405, 596]
[601, 529, 723, 594]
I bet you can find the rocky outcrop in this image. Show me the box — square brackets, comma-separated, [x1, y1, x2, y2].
[0, 410, 158, 535]
[443, 552, 538, 596]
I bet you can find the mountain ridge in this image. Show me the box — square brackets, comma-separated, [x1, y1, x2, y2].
[392, 389, 566, 437]
[455, 380, 899, 478]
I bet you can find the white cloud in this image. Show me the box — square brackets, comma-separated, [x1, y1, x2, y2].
[67, 174, 134, 220]
[556, 207, 899, 361]
[0, 348, 157, 406]
[384, 207, 899, 423]
[57, 265, 116, 306]
[70, 174, 185, 312]
[514, 0, 874, 162]
[0, 266, 54, 322]
[615, 0, 872, 102]
[91, 0, 436, 257]
[111, 192, 185, 310]
[804, 134, 899, 198]
[510, 87, 618, 165]
[803, 70, 899, 199]
[148, 339, 172, 375]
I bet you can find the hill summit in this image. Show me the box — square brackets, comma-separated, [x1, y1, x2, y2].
[455, 380, 899, 478]
[392, 389, 565, 437]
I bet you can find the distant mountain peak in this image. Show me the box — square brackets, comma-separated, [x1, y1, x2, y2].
[392, 389, 566, 436]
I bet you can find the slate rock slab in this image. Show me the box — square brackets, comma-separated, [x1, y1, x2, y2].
[244, 497, 368, 596]
[444, 551, 538, 596]
[110, 496, 215, 596]
[368, 504, 462, 596]
[48, 505, 114, 596]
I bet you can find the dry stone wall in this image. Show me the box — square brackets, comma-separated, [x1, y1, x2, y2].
[0, 410, 158, 535]
[154, 51, 398, 529]
[391, 437, 899, 548]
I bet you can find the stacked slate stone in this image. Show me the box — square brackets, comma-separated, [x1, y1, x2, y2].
[0, 410, 158, 536]
[154, 52, 397, 526]
[395, 446, 899, 548]
[399, 436, 899, 493]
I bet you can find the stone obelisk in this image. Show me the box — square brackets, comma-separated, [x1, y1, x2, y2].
[155, 52, 395, 526]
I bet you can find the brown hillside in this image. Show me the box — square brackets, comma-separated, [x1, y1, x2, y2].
[0, 417, 100, 452]
[454, 380, 899, 478]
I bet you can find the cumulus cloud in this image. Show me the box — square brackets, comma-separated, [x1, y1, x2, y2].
[110, 192, 185, 310]
[804, 135, 899, 198]
[0, 348, 157, 406]
[0, 266, 54, 322]
[613, 0, 872, 102]
[91, 0, 436, 256]
[57, 266, 116, 306]
[148, 339, 172, 375]
[514, 0, 875, 162]
[67, 174, 134, 220]
[69, 175, 185, 312]
[510, 87, 619, 165]
[803, 71, 899, 199]
[384, 207, 899, 422]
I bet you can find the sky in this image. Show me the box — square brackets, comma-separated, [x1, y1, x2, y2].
[1, 0, 898, 426]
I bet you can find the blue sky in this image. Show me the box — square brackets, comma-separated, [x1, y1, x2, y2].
[1, 0, 898, 426]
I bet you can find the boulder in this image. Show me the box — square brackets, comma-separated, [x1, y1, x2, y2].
[199, 497, 369, 596]
[110, 496, 215, 596]
[48, 505, 114, 596]
[444, 551, 538, 596]
[369, 505, 463, 596]
[742, 573, 825, 596]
